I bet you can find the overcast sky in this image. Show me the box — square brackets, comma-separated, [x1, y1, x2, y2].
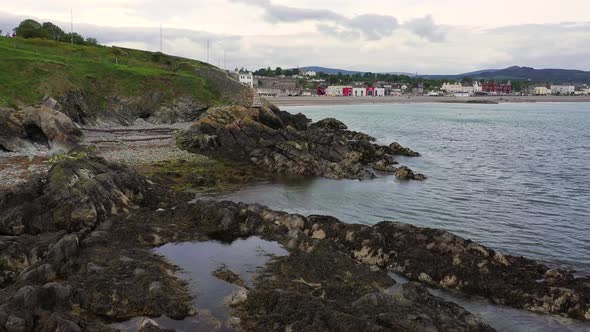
[1, 0, 589, 74]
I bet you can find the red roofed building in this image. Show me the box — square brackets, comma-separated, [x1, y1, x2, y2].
[482, 81, 512, 94]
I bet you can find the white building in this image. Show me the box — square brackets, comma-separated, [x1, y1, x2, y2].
[238, 72, 254, 87]
[441, 82, 464, 93]
[550, 85, 575, 95]
[441, 81, 482, 94]
[326, 86, 347, 96]
[375, 88, 385, 97]
[304, 71, 317, 77]
[352, 87, 365, 97]
[534, 86, 550, 95]
[473, 81, 482, 93]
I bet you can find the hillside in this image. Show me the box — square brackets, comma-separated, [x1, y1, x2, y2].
[300, 66, 362, 75]
[301, 65, 590, 83]
[423, 66, 590, 83]
[0, 37, 250, 124]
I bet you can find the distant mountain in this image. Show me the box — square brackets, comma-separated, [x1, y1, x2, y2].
[299, 66, 362, 75]
[299, 66, 590, 83]
[422, 66, 590, 83]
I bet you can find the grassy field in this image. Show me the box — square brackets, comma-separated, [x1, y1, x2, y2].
[0, 37, 223, 108]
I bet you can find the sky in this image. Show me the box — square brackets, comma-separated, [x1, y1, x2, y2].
[1, 0, 589, 74]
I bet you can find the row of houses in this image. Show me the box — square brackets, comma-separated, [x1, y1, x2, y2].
[441, 81, 513, 95]
[532, 85, 589, 95]
[322, 86, 386, 97]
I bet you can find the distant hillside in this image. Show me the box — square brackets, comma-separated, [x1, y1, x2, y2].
[300, 65, 590, 83]
[300, 66, 361, 75]
[300, 66, 413, 76]
[422, 66, 590, 83]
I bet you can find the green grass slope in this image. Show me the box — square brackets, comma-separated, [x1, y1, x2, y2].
[0, 37, 234, 109]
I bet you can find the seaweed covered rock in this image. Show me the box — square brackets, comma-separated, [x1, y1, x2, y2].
[395, 166, 427, 181]
[236, 241, 494, 331]
[177, 104, 423, 180]
[0, 157, 148, 236]
[389, 142, 420, 157]
[175, 200, 590, 323]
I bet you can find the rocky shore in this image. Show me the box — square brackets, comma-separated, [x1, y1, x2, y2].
[1, 99, 590, 331]
[0, 156, 588, 331]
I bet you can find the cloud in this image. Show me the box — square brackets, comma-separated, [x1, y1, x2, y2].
[403, 15, 445, 42]
[2, 9, 590, 74]
[229, 0, 402, 41]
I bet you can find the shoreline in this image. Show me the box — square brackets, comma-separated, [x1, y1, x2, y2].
[266, 95, 590, 106]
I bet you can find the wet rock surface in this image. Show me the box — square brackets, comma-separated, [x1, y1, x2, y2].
[177, 104, 425, 180]
[237, 241, 493, 331]
[0, 158, 588, 331]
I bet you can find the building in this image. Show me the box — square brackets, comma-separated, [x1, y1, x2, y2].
[256, 77, 300, 96]
[441, 82, 464, 93]
[473, 81, 482, 93]
[441, 81, 483, 94]
[534, 86, 551, 95]
[482, 81, 512, 95]
[375, 87, 385, 96]
[304, 71, 317, 77]
[326, 86, 354, 96]
[550, 85, 575, 95]
[353, 87, 366, 96]
[237, 72, 254, 87]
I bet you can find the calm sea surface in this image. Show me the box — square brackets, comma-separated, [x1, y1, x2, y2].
[219, 102, 590, 273]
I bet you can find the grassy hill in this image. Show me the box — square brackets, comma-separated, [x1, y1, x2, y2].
[0, 37, 247, 120]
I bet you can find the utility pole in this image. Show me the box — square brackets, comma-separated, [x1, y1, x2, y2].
[206, 40, 210, 63]
[70, 9, 74, 45]
[160, 24, 162, 52]
[223, 50, 226, 70]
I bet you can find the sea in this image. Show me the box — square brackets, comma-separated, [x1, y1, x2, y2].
[219, 102, 590, 275]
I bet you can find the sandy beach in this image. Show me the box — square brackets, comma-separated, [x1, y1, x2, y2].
[267, 95, 590, 106]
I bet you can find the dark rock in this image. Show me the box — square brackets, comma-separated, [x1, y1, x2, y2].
[212, 265, 246, 287]
[0, 157, 149, 236]
[5, 315, 26, 332]
[236, 241, 493, 331]
[309, 117, 348, 130]
[178, 104, 424, 180]
[395, 166, 427, 181]
[389, 142, 420, 156]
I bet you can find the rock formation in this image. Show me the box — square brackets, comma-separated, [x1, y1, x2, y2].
[0, 105, 81, 153]
[178, 104, 425, 180]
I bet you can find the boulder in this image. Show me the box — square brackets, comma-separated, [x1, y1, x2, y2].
[395, 166, 427, 180]
[0, 106, 81, 153]
[0, 157, 149, 236]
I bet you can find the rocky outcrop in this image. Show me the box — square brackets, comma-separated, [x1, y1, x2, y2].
[395, 166, 427, 180]
[0, 158, 184, 331]
[0, 106, 81, 153]
[389, 142, 420, 157]
[177, 104, 425, 180]
[51, 92, 209, 126]
[0, 157, 148, 236]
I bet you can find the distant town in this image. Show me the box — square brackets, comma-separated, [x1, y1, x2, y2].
[232, 67, 590, 98]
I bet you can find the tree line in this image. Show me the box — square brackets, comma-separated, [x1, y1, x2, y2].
[250, 66, 527, 91]
[10, 19, 98, 46]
